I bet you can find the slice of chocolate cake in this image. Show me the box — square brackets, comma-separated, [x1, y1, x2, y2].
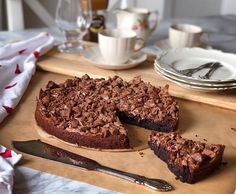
[35, 75, 179, 149]
[148, 132, 225, 183]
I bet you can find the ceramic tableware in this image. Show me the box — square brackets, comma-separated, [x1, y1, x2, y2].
[155, 38, 211, 50]
[156, 48, 236, 82]
[98, 29, 144, 65]
[154, 48, 236, 92]
[83, 46, 147, 70]
[154, 67, 236, 92]
[115, 8, 159, 41]
[154, 63, 236, 88]
[169, 24, 207, 48]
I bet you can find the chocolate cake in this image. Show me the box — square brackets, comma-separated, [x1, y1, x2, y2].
[148, 132, 225, 183]
[35, 75, 179, 149]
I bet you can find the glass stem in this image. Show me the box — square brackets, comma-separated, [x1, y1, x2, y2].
[64, 31, 82, 48]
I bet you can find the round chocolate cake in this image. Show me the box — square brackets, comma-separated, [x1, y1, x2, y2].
[35, 75, 179, 149]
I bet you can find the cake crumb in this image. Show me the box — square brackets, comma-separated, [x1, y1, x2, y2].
[231, 128, 236, 132]
[203, 138, 207, 142]
[195, 134, 198, 137]
[175, 177, 179, 180]
[138, 140, 142, 143]
[222, 162, 228, 166]
[139, 152, 144, 157]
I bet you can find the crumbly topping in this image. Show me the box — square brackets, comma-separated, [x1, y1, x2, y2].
[38, 75, 179, 137]
[149, 132, 224, 171]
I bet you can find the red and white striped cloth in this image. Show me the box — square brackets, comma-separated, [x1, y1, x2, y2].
[0, 145, 22, 194]
[0, 32, 54, 193]
[0, 32, 54, 123]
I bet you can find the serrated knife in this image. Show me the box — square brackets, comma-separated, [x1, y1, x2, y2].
[12, 140, 173, 192]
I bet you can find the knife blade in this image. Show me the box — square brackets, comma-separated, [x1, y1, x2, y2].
[12, 140, 173, 192]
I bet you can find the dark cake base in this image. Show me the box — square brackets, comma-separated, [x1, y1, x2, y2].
[148, 141, 224, 183]
[117, 110, 178, 132]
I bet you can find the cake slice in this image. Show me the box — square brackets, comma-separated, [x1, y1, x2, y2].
[35, 78, 129, 149]
[148, 132, 225, 183]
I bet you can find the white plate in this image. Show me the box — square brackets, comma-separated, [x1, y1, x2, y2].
[154, 66, 236, 90]
[154, 61, 236, 87]
[154, 67, 236, 92]
[83, 46, 147, 70]
[156, 48, 236, 83]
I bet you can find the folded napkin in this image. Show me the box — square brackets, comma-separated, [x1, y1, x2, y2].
[0, 32, 54, 193]
[0, 32, 54, 123]
[0, 145, 22, 194]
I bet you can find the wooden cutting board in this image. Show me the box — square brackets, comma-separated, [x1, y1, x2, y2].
[1, 71, 236, 194]
[37, 47, 236, 111]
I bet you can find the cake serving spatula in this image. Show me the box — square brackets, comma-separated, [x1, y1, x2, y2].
[12, 140, 173, 192]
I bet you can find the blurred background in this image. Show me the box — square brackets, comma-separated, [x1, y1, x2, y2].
[0, 0, 236, 31]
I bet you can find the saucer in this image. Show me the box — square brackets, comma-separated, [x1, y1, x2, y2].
[155, 38, 212, 50]
[83, 46, 147, 70]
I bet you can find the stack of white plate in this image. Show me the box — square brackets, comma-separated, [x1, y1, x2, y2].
[154, 48, 236, 92]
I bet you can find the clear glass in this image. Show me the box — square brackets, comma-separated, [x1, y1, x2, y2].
[55, 0, 92, 53]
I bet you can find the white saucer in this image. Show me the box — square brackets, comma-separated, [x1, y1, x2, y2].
[83, 46, 147, 70]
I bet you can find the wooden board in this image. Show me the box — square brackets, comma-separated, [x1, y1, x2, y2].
[1, 71, 236, 194]
[37, 47, 236, 111]
[36, 124, 150, 152]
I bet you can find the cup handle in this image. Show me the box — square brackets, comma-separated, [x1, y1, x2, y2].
[134, 38, 145, 52]
[199, 31, 211, 48]
[149, 10, 159, 33]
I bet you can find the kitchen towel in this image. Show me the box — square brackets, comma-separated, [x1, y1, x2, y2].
[0, 145, 22, 194]
[0, 32, 54, 123]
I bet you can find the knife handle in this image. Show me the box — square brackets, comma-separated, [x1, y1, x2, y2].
[97, 165, 173, 191]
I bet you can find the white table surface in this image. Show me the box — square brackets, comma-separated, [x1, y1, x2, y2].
[13, 167, 120, 194]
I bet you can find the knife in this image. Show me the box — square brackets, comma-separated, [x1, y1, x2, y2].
[12, 140, 173, 192]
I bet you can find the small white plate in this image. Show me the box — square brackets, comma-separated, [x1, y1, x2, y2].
[155, 65, 236, 89]
[154, 61, 236, 87]
[156, 48, 236, 83]
[154, 67, 236, 92]
[83, 46, 147, 70]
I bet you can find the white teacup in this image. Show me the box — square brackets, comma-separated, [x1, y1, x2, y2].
[169, 24, 206, 48]
[98, 29, 144, 65]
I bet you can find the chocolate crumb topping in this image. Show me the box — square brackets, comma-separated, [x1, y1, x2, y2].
[149, 132, 224, 170]
[37, 75, 179, 139]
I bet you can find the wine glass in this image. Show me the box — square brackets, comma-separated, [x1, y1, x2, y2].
[55, 0, 92, 53]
